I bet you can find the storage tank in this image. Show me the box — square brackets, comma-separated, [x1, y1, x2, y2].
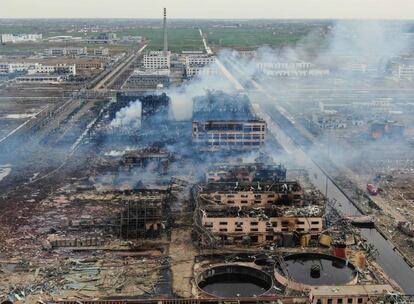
[276, 253, 357, 287]
[332, 242, 347, 259]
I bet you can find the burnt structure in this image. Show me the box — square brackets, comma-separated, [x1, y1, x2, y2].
[111, 189, 171, 239]
[206, 163, 287, 183]
[116, 92, 170, 129]
[195, 164, 325, 247]
[122, 147, 172, 174]
[192, 91, 266, 151]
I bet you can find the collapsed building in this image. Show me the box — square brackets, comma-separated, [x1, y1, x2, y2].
[206, 162, 287, 182]
[49, 189, 172, 241]
[121, 147, 173, 174]
[111, 189, 170, 239]
[192, 91, 266, 151]
[195, 163, 324, 247]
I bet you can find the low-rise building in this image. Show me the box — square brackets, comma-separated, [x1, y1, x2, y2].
[121, 36, 143, 43]
[0, 62, 35, 74]
[27, 63, 76, 76]
[47, 47, 87, 56]
[1, 33, 42, 44]
[123, 69, 170, 90]
[86, 33, 117, 44]
[256, 61, 329, 78]
[184, 54, 217, 77]
[15, 75, 64, 84]
[93, 47, 110, 56]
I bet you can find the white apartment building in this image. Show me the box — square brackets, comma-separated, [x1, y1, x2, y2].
[185, 54, 216, 67]
[143, 51, 171, 70]
[93, 48, 110, 56]
[257, 62, 313, 70]
[256, 61, 330, 78]
[186, 65, 218, 77]
[393, 64, 414, 80]
[1, 33, 42, 44]
[0, 63, 36, 74]
[27, 64, 76, 76]
[184, 54, 217, 77]
[47, 47, 87, 56]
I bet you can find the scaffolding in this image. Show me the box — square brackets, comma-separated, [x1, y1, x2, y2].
[112, 189, 171, 239]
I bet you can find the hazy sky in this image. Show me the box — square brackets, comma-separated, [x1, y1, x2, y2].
[2, 0, 414, 19]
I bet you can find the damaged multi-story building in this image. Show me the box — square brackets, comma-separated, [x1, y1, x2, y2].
[195, 164, 325, 247]
[192, 91, 266, 151]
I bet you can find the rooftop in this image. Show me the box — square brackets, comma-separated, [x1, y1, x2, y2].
[192, 91, 257, 121]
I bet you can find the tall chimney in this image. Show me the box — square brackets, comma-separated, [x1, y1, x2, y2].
[163, 8, 168, 52]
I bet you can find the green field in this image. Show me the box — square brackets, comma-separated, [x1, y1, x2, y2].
[0, 22, 330, 55]
[204, 27, 320, 48]
[134, 28, 204, 52]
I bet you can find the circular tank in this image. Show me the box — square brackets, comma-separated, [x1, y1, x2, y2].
[197, 265, 272, 297]
[280, 253, 357, 286]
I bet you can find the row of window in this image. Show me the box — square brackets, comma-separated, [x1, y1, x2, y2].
[211, 227, 321, 233]
[205, 142, 263, 146]
[196, 135, 265, 142]
[213, 220, 321, 226]
[317, 297, 364, 304]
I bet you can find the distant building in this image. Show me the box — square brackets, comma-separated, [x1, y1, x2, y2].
[1, 33, 42, 44]
[395, 64, 414, 80]
[46, 36, 83, 43]
[93, 47, 110, 56]
[185, 54, 216, 67]
[123, 69, 170, 90]
[389, 58, 414, 81]
[47, 47, 87, 56]
[15, 75, 64, 84]
[121, 36, 143, 43]
[0, 63, 35, 74]
[256, 61, 329, 78]
[312, 111, 348, 129]
[143, 51, 171, 71]
[186, 65, 218, 77]
[86, 33, 117, 44]
[27, 64, 76, 76]
[184, 54, 217, 77]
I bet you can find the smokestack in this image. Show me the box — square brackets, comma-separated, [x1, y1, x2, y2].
[163, 8, 168, 52]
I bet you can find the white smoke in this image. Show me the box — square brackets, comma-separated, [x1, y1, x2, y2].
[168, 64, 235, 121]
[110, 99, 141, 128]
